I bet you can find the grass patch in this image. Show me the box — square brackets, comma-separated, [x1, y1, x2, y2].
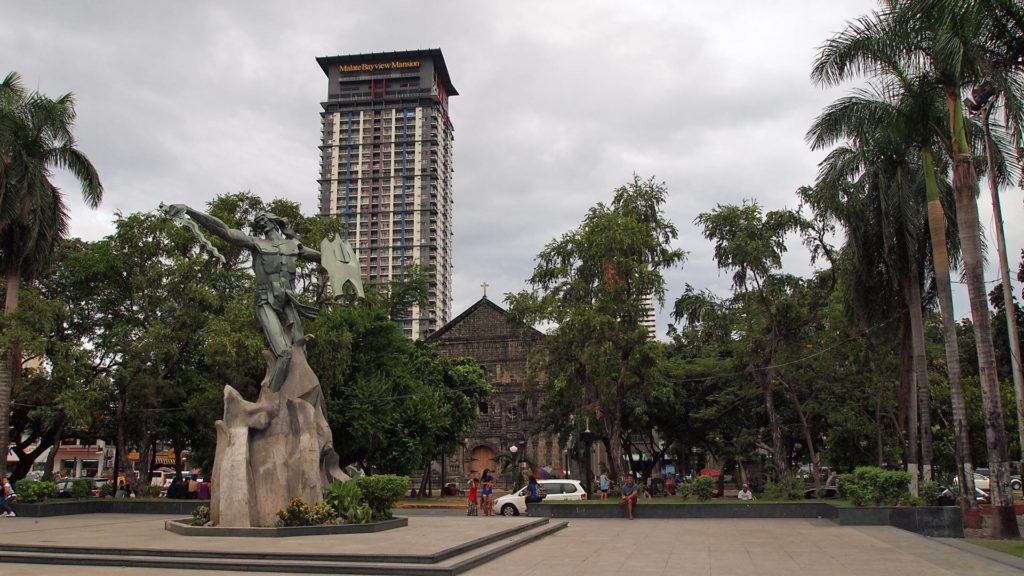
[967, 538, 1024, 559]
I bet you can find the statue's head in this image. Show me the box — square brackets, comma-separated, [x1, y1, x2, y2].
[252, 212, 297, 239]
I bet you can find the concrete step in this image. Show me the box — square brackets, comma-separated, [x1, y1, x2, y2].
[0, 519, 569, 575]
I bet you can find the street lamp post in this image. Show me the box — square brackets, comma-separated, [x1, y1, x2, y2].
[580, 428, 597, 495]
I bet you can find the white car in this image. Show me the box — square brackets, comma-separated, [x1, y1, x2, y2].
[495, 479, 588, 516]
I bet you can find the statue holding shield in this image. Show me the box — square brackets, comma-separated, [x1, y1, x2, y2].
[161, 203, 360, 527]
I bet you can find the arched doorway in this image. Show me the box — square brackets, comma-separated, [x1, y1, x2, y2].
[470, 445, 497, 478]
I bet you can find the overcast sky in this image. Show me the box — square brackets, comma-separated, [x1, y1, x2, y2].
[3, 1, 1021, 337]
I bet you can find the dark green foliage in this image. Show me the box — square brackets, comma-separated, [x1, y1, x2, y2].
[761, 476, 805, 501]
[841, 467, 912, 506]
[322, 479, 371, 524]
[191, 505, 211, 526]
[692, 476, 715, 501]
[70, 478, 93, 499]
[276, 497, 336, 527]
[676, 482, 693, 501]
[354, 475, 409, 520]
[14, 480, 54, 503]
[919, 481, 942, 506]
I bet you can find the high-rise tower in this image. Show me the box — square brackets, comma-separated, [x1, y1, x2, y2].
[316, 50, 456, 339]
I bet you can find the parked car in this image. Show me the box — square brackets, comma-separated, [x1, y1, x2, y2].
[973, 468, 1022, 491]
[54, 478, 102, 498]
[953, 472, 992, 492]
[938, 485, 989, 505]
[495, 479, 588, 516]
[804, 486, 841, 499]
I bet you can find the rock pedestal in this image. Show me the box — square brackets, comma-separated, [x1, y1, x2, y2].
[211, 345, 346, 527]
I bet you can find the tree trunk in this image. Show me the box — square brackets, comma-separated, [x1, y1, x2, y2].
[0, 268, 21, 479]
[760, 371, 787, 482]
[922, 146, 976, 510]
[982, 106, 1024, 476]
[899, 302, 920, 494]
[904, 271, 931, 492]
[951, 139, 1019, 537]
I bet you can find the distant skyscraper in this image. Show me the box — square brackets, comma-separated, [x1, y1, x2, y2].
[641, 292, 657, 339]
[316, 49, 457, 339]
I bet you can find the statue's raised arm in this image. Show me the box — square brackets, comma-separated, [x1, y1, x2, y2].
[162, 203, 256, 251]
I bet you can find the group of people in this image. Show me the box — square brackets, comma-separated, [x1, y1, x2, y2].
[465, 469, 495, 516]
[166, 475, 210, 499]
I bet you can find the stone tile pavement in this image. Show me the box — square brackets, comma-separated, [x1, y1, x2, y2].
[463, 518, 1024, 576]
[0, 514, 1019, 575]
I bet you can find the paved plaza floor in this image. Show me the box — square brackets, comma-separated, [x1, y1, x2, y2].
[0, 514, 1020, 575]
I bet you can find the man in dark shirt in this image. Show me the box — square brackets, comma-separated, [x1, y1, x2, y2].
[620, 473, 638, 519]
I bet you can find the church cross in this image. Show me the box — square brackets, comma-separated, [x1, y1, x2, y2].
[481, 282, 490, 298]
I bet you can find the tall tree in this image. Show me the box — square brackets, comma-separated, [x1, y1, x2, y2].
[812, 0, 1023, 536]
[805, 69, 970, 495]
[507, 175, 685, 479]
[0, 72, 102, 478]
[689, 201, 806, 482]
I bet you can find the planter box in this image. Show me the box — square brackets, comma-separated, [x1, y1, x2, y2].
[164, 516, 407, 537]
[12, 499, 208, 517]
[531, 502, 836, 520]
[529, 502, 963, 537]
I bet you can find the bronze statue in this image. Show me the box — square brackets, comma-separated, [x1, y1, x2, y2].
[162, 204, 361, 392]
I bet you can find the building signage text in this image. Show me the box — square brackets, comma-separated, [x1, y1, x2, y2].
[339, 61, 420, 73]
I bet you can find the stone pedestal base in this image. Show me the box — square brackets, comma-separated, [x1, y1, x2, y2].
[211, 346, 346, 527]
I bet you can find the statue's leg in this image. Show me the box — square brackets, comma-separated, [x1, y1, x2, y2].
[284, 304, 305, 345]
[257, 304, 291, 392]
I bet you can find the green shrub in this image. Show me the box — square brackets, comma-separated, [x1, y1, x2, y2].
[840, 467, 911, 506]
[761, 476, 804, 500]
[692, 476, 715, 501]
[143, 485, 162, 498]
[69, 478, 93, 498]
[354, 475, 409, 520]
[677, 482, 693, 501]
[191, 505, 211, 526]
[276, 497, 336, 527]
[14, 479, 54, 503]
[919, 481, 942, 506]
[323, 479, 372, 523]
[100, 481, 116, 498]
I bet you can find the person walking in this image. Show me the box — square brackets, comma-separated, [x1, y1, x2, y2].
[1, 477, 17, 517]
[480, 468, 495, 517]
[599, 469, 610, 499]
[525, 476, 544, 505]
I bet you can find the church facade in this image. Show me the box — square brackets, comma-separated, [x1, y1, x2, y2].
[427, 297, 565, 486]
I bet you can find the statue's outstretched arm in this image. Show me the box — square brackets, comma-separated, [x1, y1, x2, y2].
[298, 244, 321, 263]
[163, 204, 254, 250]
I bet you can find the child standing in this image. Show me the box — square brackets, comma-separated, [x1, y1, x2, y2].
[467, 475, 479, 516]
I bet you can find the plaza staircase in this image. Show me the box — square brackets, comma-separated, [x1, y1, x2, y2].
[0, 516, 567, 575]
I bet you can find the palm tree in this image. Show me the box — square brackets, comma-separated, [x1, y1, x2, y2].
[812, 0, 1023, 537]
[0, 72, 103, 478]
[807, 69, 978, 507]
[804, 96, 933, 495]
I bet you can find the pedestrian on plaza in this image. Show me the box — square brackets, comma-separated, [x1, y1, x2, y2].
[115, 484, 126, 498]
[737, 483, 754, 501]
[525, 476, 543, 505]
[599, 469, 610, 499]
[187, 476, 200, 499]
[1, 477, 17, 517]
[197, 479, 211, 500]
[480, 468, 495, 516]
[124, 484, 134, 498]
[620, 473, 638, 520]
[467, 474, 479, 516]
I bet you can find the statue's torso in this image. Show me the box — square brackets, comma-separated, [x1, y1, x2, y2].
[252, 238, 301, 306]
